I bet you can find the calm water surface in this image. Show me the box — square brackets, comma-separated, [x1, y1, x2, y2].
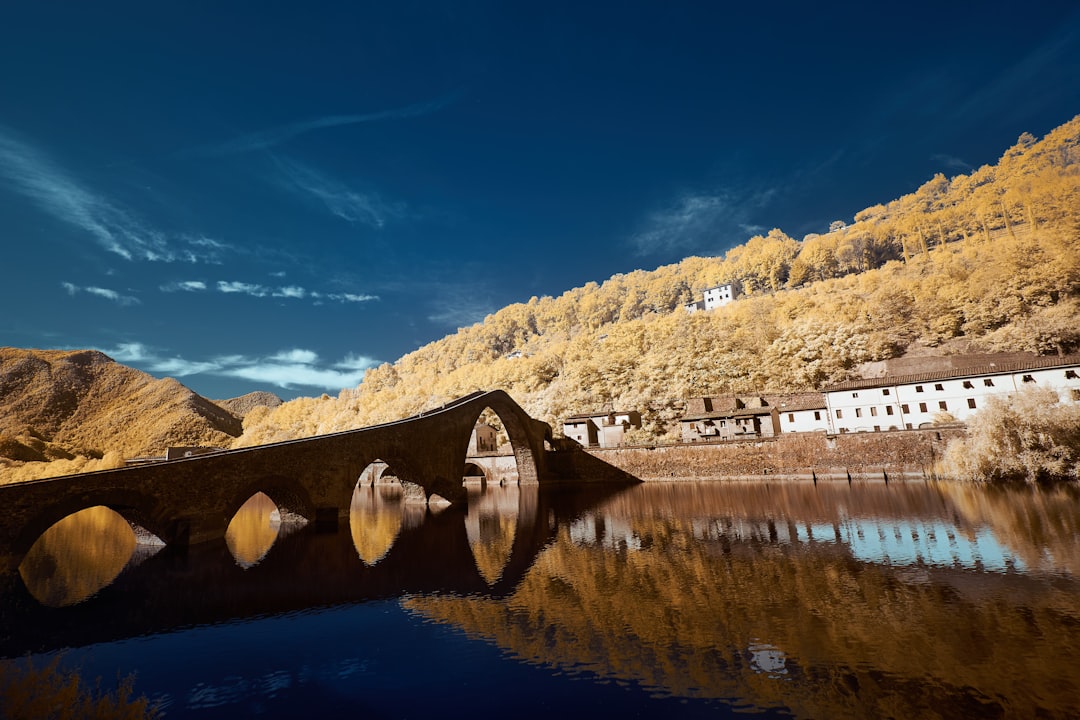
[3, 479, 1079, 718]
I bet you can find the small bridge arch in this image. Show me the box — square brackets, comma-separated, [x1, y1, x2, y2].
[14, 488, 176, 560]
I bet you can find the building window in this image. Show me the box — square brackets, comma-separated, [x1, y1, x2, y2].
[870, 407, 878, 416]
[916, 385, 924, 393]
[855, 408, 862, 418]
[984, 378, 994, 387]
[963, 381, 974, 389]
[935, 383, 944, 391]
[814, 411, 821, 420]
[906, 423, 913, 430]
[852, 392, 859, 398]
[836, 409, 843, 419]
[882, 388, 891, 396]
[1022, 375, 1035, 383]
[939, 401, 948, 411]
[788, 413, 795, 423]
[901, 404, 910, 413]
[886, 406, 894, 415]
[967, 398, 977, 409]
[1066, 370, 1078, 379]
[873, 426, 881, 432]
[919, 402, 928, 413]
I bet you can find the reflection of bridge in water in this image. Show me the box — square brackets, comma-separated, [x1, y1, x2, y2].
[0, 390, 637, 573]
[0, 482, 631, 658]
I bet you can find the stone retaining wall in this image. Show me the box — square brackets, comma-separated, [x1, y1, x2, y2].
[585, 427, 965, 480]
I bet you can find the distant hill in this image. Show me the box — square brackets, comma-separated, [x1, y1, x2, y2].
[214, 391, 283, 418]
[0, 348, 244, 479]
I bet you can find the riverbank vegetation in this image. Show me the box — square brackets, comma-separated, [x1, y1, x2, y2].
[0, 656, 159, 720]
[236, 117, 1080, 461]
[943, 387, 1080, 484]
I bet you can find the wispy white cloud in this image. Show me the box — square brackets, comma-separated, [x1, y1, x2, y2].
[630, 189, 775, 256]
[427, 288, 496, 328]
[273, 157, 407, 228]
[931, 154, 974, 173]
[198, 97, 453, 155]
[217, 280, 269, 297]
[311, 291, 378, 304]
[161, 280, 208, 292]
[0, 127, 229, 263]
[61, 281, 140, 306]
[177, 279, 379, 303]
[100, 342, 379, 391]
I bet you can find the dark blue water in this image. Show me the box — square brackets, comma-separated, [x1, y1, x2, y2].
[50, 598, 754, 718]
[5, 479, 1079, 719]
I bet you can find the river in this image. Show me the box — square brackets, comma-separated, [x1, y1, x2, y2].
[3, 478, 1079, 718]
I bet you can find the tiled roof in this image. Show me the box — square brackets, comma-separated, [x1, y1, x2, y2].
[823, 354, 1080, 392]
[564, 410, 639, 422]
[681, 393, 825, 421]
[770, 393, 828, 411]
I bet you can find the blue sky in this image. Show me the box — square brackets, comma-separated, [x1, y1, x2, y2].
[2, 2, 1079, 400]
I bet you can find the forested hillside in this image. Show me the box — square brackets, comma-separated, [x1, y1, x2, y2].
[0, 349, 244, 479]
[200, 118, 1077, 443]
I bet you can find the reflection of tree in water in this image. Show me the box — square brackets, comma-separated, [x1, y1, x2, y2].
[407, 482, 1080, 719]
[225, 493, 281, 569]
[350, 483, 409, 566]
[19, 506, 136, 607]
[465, 483, 519, 585]
[940, 482, 1080, 576]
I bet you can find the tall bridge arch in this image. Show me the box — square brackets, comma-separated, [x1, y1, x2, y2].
[0, 390, 564, 571]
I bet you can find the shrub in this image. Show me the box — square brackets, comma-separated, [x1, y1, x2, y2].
[0, 656, 159, 720]
[943, 387, 1080, 484]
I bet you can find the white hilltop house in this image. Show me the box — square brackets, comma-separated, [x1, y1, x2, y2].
[822, 353, 1080, 433]
[684, 282, 739, 313]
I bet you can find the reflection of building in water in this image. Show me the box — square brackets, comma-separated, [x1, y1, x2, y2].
[567, 511, 1022, 573]
[407, 484, 1080, 720]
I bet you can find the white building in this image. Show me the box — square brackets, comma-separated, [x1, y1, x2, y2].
[563, 410, 642, 448]
[775, 394, 831, 434]
[823, 354, 1080, 433]
[684, 282, 739, 313]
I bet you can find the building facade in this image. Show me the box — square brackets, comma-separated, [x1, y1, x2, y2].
[680, 393, 828, 442]
[822, 355, 1080, 433]
[468, 423, 499, 454]
[684, 282, 739, 313]
[563, 410, 642, 448]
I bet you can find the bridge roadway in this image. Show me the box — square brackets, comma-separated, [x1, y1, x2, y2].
[0, 390, 636, 573]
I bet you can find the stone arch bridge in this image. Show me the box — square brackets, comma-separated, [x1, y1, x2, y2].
[0, 390, 634, 571]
